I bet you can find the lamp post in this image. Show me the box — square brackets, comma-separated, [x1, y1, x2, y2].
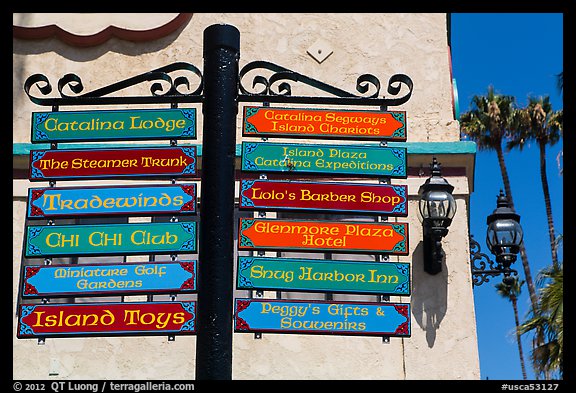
[470, 190, 523, 286]
[418, 157, 457, 274]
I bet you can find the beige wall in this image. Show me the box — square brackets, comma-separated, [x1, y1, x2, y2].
[13, 13, 479, 380]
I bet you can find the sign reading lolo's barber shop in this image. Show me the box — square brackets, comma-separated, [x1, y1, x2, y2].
[31, 108, 196, 143]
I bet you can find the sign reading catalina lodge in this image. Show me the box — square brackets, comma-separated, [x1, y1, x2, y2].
[242, 106, 406, 141]
[31, 108, 196, 143]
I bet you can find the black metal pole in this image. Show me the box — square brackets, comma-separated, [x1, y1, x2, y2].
[195, 24, 240, 380]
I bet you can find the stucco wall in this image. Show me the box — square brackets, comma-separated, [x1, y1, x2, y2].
[13, 13, 478, 380]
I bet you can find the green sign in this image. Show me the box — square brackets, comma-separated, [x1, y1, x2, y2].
[31, 108, 196, 143]
[241, 142, 406, 178]
[25, 222, 197, 257]
[237, 257, 410, 295]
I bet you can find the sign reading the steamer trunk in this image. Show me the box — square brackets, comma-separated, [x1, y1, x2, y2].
[234, 299, 410, 337]
[27, 184, 196, 219]
[31, 108, 196, 143]
[29, 146, 196, 181]
[237, 257, 410, 295]
[25, 222, 197, 257]
[240, 179, 407, 216]
[21, 260, 197, 298]
[17, 301, 196, 338]
[241, 142, 406, 178]
[242, 106, 406, 141]
[239, 218, 408, 255]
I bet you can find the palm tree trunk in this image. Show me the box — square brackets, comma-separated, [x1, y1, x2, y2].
[495, 144, 538, 311]
[539, 141, 559, 269]
[512, 295, 528, 380]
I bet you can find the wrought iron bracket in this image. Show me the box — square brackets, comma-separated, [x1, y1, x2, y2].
[469, 236, 518, 287]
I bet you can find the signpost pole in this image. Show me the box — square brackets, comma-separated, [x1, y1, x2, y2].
[195, 24, 240, 380]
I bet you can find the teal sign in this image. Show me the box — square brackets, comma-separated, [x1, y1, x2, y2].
[27, 184, 196, 219]
[31, 108, 196, 143]
[234, 299, 410, 337]
[25, 222, 197, 257]
[241, 142, 406, 178]
[237, 257, 410, 295]
[21, 260, 197, 298]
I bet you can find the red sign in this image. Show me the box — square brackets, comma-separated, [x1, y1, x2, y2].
[240, 179, 407, 216]
[17, 301, 196, 338]
[29, 146, 196, 181]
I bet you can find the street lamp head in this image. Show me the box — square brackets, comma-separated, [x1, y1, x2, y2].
[486, 190, 523, 266]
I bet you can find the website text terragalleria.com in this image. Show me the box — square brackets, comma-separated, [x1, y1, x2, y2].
[13, 381, 195, 392]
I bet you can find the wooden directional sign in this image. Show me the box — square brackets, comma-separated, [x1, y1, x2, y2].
[237, 256, 410, 295]
[25, 222, 197, 257]
[21, 260, 197, 298]
[17, 301, 196, 338]
[29, 146, 197, 181]
[242, 106, 406, 141]
[27, 184, 197, 219]
[241, 142, 406, 178]
[31, 108, 196, 143]
[239, 218, 408, 255]
[240, 179, 407, 216]
[234, 299, 410, 337]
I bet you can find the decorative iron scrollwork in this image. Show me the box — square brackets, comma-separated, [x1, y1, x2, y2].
[24, 62, 203, 106]
[238, 60, 413, 107]
[470, 235, 518, 287]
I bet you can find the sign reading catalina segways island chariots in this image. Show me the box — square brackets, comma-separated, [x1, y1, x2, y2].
[17, 108, 199, 339]
[236, 105, 412, 338]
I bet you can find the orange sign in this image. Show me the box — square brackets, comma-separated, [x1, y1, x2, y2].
[238, 218, 408, 255]
[242, 106, 406, 141]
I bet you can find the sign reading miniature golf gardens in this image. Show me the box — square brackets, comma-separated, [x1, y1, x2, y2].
[237, 256, 410, 295]
[29, 146, 197, 181]
[31, 108, 196, 143]
[234, 299, 410, 337]
[17, 301, 196, 338]
[241, 142, 406, 177]
[21, 260, 197, 298]
[239, 218, 408, 255]
[27, 184, 196, 219]
[242, 106, 406, 141]
[240, 179, 407, 216]
[25, 222, 197, 257]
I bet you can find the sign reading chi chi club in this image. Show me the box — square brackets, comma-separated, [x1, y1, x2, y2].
[242, 106, 406, 141]
[240, 179, 407, 216]
[27, 184, 196, 219]
[21, 260, 197, 298]
[237, 256, 410, 295]
[25, 222, 197, 257]
[234, 299, 410, 337]
[29, 146, 196, 181]
[239, 218, 408, 255]
[17, 301, 196, 338]
[31, 108, 196, 143]
[241, 142, 406, 178]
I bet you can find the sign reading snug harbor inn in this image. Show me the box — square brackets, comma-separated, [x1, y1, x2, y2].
[31, 108, 196, 143]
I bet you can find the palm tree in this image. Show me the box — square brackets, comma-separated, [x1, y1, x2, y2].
[519, 262, 563, 379]
[495, 278, 527, 380]
[507, 96, 563, 269]
[460, 85, 538, 311]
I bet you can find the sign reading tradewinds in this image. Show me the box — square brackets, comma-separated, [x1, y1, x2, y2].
[240, 179, 407, 216]
[241, 142, 406, 178]
[25, 222, 197, 257]
[237, 256, 410, 295]
[234, 299, 410, 337]
[21, 260, 197, 298]
[17, 301, 196, 338]
[31, 108, 196, 143]
[27, 184, 197, 219]
[239, 218, 408, 255]
[29, 146, 196, 181]
[242, 106, 406, 141]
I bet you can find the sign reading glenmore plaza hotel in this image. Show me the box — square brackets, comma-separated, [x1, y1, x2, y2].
[13, 13, 479, 380]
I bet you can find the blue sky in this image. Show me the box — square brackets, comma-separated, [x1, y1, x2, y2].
[450, 13, 564, 380]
